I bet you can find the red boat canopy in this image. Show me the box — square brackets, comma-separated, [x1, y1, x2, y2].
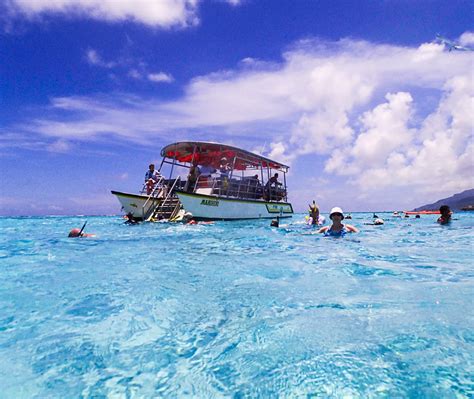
[160, 141, 289, 171]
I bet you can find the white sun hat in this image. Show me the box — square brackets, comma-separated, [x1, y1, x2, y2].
[329, 206, 344, 220]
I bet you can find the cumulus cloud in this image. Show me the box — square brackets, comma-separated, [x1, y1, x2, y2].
[6, 0, 200, 28]
[325, 75, 474, 199]
[3, 34, 473, 205]
[459, 32, 474, 46]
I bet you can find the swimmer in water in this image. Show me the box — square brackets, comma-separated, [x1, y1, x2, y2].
[437, 205, 452, 225]
[307, 201, 325, 225]
[124, 212, 139, 224]
[183, 212, 213, 225]
[318, 207, 359, 236]
[68, 221, 95, 237]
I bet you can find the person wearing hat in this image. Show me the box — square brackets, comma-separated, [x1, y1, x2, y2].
[318, 206, 358, 236]
[219, 157, 231, 193]
[183, 212, 213, 225]
[307, 200, 326, 226]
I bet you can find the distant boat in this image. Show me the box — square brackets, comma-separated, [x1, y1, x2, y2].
[404, 210, 440, 215]
[111, 141, 294, 221]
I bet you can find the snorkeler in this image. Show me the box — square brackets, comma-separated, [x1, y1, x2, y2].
[364, 218, 384, 225]
[318, 207, 359, 236]
[183, 212, 213, 225]
[437, 205, 452, 225]
[68, 221, 95, 237]
[124, 212, 139, 224]
[271, 216, 280, 227]
[307, 201, 325, 225]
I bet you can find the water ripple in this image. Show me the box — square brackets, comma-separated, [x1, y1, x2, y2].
[0, 213, 472, 397]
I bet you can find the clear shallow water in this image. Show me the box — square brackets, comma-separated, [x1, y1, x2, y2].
[0, 213, 473, 398]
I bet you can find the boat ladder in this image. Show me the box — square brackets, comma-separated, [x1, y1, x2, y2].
[147, 177, 182, 222]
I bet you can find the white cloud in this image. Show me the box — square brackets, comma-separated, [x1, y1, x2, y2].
[4, 34, 474, 207]
[47, 139, 72, 153]
[128, 69, 143, 79]
[148, 72, 174, 83]
[459, 32, 474, 46]
[86, 48, 116, 68]
[7, 0, 200, 28]
[326, 75, 474, 200]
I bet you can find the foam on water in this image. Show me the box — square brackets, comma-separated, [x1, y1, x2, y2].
[0, 213, 473, 397]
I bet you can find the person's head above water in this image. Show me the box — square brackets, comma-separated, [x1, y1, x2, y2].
[68, 228, 82, 237]
[439, 205, 451, 216]
[183, 212, 194, 222]
[438, 205, 452, 224]
[329, 207, 344, 220]
[309, 201, 320, 219]
[318, 206, 359, 234]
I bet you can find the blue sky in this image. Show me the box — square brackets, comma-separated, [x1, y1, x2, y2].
[1, 0, 473, 215]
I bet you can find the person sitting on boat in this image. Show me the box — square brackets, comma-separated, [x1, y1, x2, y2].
[250, 174, 262, 198]
[307, 201, 325, 225]
[145, 163, 162, 195]
[437, 205, 452, 224]
[318, 207, 359, 236]
[265, 173, 282, 200]
[186, 165, 200, 192]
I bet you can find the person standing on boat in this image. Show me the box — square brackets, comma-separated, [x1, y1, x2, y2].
[197, 161, 216, 188]
[318, 207, 359, 236]
[219, 157, 231, 193]
[265, 173, 282, 200]
[186, 164, 200, 192]
[145, 163, 161, 195]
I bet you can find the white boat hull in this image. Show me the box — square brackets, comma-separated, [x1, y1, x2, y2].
[176, 191, 293, 220]
[111, 191, 161, 220]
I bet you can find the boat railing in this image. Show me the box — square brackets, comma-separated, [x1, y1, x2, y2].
[146, 176, 181, 221]
[191, 174, 286, 202]
[141, 176, 167, 219]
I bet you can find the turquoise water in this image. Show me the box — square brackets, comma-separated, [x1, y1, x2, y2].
[0, 213, 473, 398]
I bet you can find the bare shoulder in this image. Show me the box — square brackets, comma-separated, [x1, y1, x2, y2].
[345, 224, 359, 233]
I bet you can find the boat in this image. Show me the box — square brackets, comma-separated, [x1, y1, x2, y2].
[111, 141, 294, 221]
[404, 210, 440, 215]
